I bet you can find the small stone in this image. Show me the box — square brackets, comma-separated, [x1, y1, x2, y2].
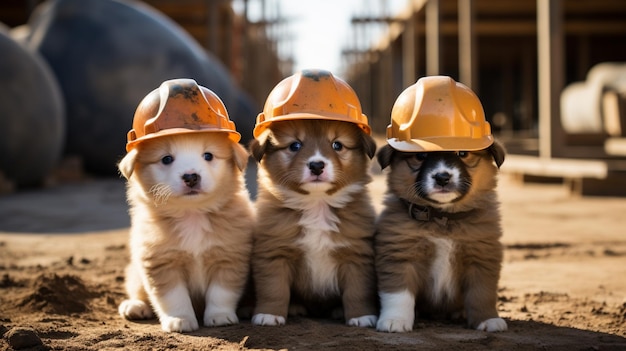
[5, 327, 43, 349]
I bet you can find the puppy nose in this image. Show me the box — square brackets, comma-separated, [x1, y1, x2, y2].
[308, 161, 325, 176]
[182, 173, 200, 188]
[433, 172, 451, 186]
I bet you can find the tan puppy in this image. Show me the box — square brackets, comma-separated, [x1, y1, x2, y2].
[118, 132, 254, 332]
[375, 141, 507, 332]
[249, 119, 379, 327]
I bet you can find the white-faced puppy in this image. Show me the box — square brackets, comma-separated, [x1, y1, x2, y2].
[249, 119, 379, 327]
[117, 79, 254, 333]
[375, 142, 507, 333]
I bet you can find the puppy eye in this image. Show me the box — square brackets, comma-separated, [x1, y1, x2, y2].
[161, 155, 174, 165]
[289, 141, 302, 152]
[332, 141, 343, 151]
[203, 152, 213, 161]
[415, 153, 428, 161]
[457, 151, 469, 158]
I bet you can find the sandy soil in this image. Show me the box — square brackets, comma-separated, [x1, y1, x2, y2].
[0, 170, 625, 350]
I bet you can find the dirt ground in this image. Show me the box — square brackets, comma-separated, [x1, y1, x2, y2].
[0, 166, 625, 350]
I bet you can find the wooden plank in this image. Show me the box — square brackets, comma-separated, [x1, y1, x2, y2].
[503, 155, 626, 197]
[413, 19, 626, 36]
[501, 154, 608, 179]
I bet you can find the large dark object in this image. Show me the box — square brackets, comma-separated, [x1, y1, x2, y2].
[0, 27, 65, 186]
[24, 0, 254, 175]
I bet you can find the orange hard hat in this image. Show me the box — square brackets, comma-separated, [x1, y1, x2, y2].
[253, 69, 371, 137]
[386, 75, 493, 152]
[126, 78, 240, 151]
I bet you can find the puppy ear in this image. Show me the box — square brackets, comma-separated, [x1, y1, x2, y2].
[232, 142, 249, 171]
[118, 148, 138, 179]
[488, 140, 506, 168]
[376, 144, 395, 170]
[248, 138, 266, 163]
[361, 133, 377, 159]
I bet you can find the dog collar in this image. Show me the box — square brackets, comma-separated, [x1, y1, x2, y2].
[401, 199, 476, 226]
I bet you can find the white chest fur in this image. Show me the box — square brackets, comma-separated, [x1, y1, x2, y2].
[295, 200, 346, 297]
[297, 225, 343, 297]
[283, 184, 363, 297]
[172, 212, 215, 294]
[172, 212, 214, 256]
[428, 237, 456, 304]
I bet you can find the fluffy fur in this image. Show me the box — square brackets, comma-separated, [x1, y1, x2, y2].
[249, 119, 379, 327]
[117, 132, 255, 333]
[374, 141, 507, 333]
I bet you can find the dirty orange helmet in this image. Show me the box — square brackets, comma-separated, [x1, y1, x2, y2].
[126, 78, 240, 151]
[253, 69, 371, 137]
[386, 75, 493, 152]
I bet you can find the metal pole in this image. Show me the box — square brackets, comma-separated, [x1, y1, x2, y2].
[458, 0, 477, 91]
[425, 0, 440, 76]
[537, 0, 565, 158]
[402, 10, 416, 87]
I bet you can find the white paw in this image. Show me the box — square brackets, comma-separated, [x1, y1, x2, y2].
[118, 299, 154, 320]
[476, 317, 507, 332]
[160, 316, 199, 333]
[204, 312, 239, 327]
[251, 313, 286, 326]
[377, 290, 415, 333]
[347, 315, 377, 328]
[376, 317, 413, 332]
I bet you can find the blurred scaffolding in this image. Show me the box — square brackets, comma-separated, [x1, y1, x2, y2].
[341, 0, 626, 195]
[138, 0, 293, 107]
[0, 0, 291, 108]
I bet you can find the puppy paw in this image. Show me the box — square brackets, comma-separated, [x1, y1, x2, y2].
[204, 312, 239, 327]
[377, 290, 415, 332]
[251, 313, 286, 326]
[118, 299, 154, 320]
[476, 317, 507, 332]
[347, 315, 377, 328]
[160, 315, 199, 333]
[376, 318, 413, 333]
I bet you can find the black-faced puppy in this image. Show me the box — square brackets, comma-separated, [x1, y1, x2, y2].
[117, 79, 255, 333]
[375, 141, 507, 332]
[249, 119, 379, 327]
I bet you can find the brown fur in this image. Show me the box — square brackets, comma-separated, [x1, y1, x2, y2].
[118, 133, 255, 332]
[249, 120, 378, 325]
[375, 141, 506, 330]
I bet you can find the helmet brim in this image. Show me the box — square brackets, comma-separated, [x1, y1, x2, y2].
[126, 127, 241, 152]
[253, 112, 371, 138]
[387, 135, 494, 152]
